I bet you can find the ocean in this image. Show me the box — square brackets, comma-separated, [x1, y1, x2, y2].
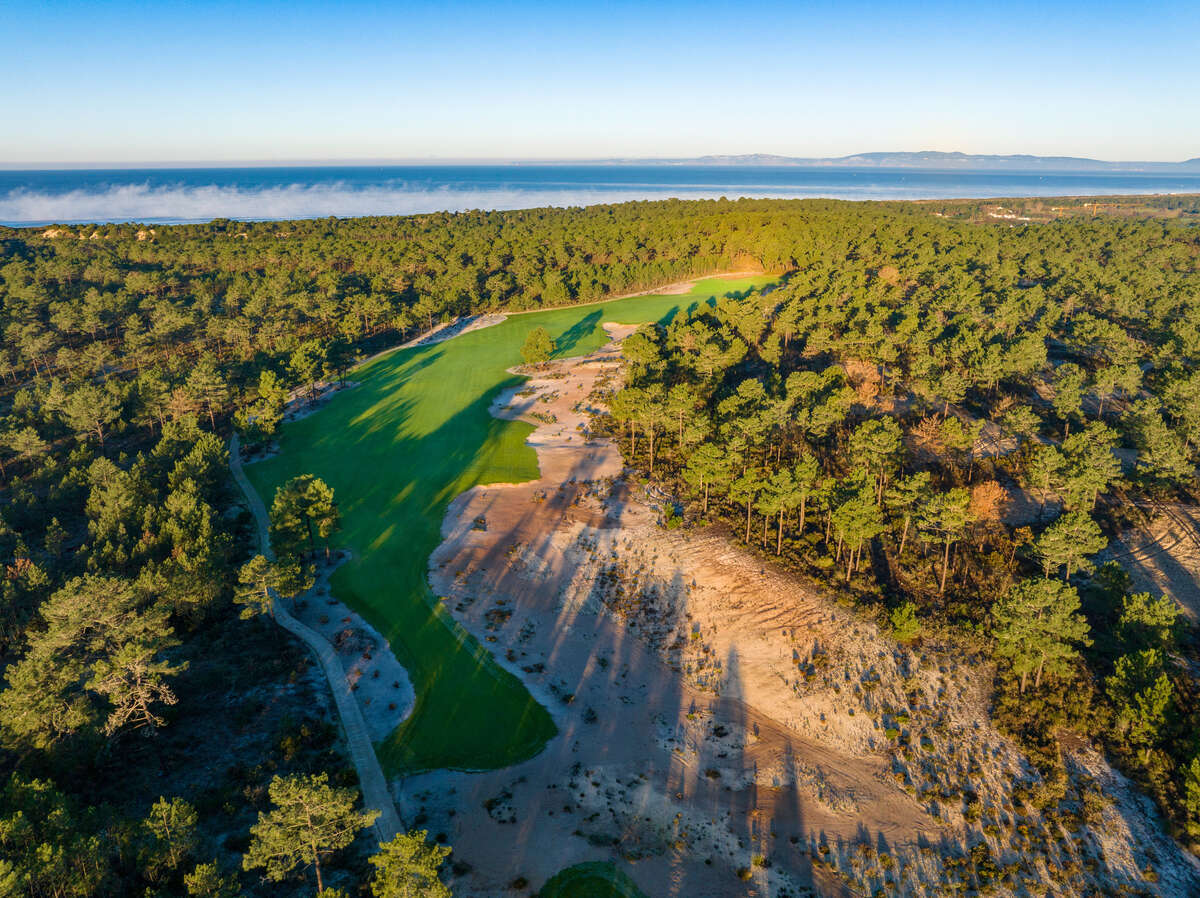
[2, 164, 1199, 227]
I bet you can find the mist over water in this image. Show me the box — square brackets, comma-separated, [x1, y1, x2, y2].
[3, 165, 1200, 226]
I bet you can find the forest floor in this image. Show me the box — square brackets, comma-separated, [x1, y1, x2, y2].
[408, 329, 1200, 897]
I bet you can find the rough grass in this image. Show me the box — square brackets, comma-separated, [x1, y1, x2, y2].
[246, 276, 774, 773]
[537, 861, 650, 898]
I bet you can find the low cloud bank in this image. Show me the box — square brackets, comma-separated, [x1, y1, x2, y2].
[0, 177, 1166, 226]
[0, 181, 745, 226]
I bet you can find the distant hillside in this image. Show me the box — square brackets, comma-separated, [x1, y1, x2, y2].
[665, 151, 1200, 172]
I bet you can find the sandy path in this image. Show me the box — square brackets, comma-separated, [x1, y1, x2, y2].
[229, 433, 404, 844]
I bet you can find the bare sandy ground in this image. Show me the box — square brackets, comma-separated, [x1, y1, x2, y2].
[404, 329, 1199, 897]
[1105, 502, 1200, 622]
[288, 553, 415, 743]
[399, 313, 508, 349]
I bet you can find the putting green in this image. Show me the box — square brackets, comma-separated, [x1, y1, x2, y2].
[246, 276, 774, 773]
[538, 861, 650, 898]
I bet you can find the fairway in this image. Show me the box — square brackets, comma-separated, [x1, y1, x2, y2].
[246, 276, 774, 773]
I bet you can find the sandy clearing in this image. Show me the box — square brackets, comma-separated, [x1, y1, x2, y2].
[408, 330, 887, 897]
[399, 313, 509, 349]
[1103, 502, 1200, 622]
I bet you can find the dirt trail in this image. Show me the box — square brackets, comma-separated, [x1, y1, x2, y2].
[407, 328, 1200, 897]
[229, 433, 404, 844]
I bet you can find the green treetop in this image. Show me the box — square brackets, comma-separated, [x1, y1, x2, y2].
[520, 326, 556, 365]
[369, 829, 453, 898]
[242, 773, 378, 893]
[992, 577, 1092, 694]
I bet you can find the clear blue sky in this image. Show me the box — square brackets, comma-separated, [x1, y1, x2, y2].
[4, 0, 1198, 164]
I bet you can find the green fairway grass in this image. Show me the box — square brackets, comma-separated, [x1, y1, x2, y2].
[537, 861, 650, 898]
[245, 276, 774, 773]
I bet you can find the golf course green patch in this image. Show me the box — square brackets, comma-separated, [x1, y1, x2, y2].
[246, 276, 774, 773]
[537, 861, 650, 898]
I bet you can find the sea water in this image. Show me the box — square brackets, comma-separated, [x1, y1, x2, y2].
[3, 164, 1199, 226]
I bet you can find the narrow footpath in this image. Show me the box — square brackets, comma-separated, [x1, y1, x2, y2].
[228, 433, 403, 843]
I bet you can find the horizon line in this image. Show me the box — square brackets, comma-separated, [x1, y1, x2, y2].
[3, 150, 1200, 171]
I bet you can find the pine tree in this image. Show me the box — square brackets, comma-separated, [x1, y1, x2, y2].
[1106, 649, 1174, 763]
[142, 796, 199, 882]
[57, 382, 121, 448]
[242, 773, 378, 893]
[1025, 445, 1064, 520]
[185, 356, 230, 429]
[369, 829, 452, 898]
[519, 327, 555, 365]
[184, 862, 240, 898]
[992, 577, 1092, 693]
[1033, 510, 1107, 580]
[1052, 362, 1086, 437]
[270, 475, 341, 561]
[889, 601, 921, 643]
[848, 417, 903, 504]
[831, 488, 884, 578]
[917, 487, 973, 595]
[1130, 400, 1194, 486]
[729, 470, 761, 543]
[1184, 755, 1200, 837]
[236, 555, 293, 619]
[885, 471, 931, 557]
[1115, 591, 1182, 653]
[790, 453, 821, 538]
[1058, 422, 1121, 510]
[682, 443, 734, 514]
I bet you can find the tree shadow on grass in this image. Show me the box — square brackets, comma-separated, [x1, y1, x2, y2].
[249, 346, 558, 774]
[554, 310, 604, 357]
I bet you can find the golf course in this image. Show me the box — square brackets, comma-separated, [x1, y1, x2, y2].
[246, 275, 774, 774]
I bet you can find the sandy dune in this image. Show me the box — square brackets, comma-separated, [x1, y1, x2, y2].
[401, 329, 1200, 897]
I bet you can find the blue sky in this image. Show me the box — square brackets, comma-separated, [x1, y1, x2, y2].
[4, 0, 1199, 163]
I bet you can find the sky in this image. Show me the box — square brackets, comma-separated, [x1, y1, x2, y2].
[4, 0, 1199, 165]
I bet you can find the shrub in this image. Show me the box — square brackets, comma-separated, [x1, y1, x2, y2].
[889, 601, 921, 643]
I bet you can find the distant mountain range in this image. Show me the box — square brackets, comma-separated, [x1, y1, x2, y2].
[619, 152, 1200, 172]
